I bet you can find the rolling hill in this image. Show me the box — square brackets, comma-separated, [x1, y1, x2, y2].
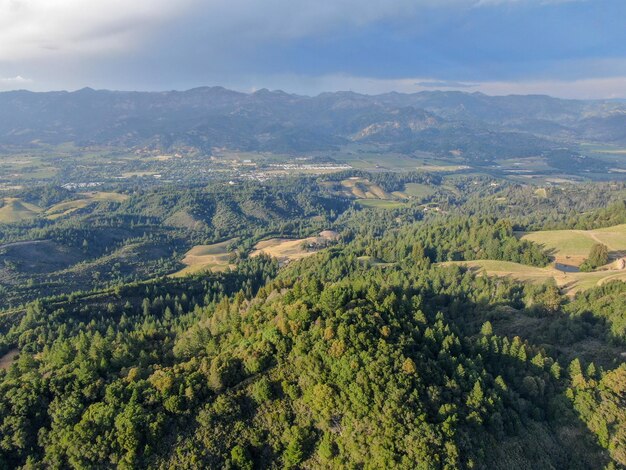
[442, 224, 626, 295]
[0, 198, 42, 223]
[521, 224, 626, 268]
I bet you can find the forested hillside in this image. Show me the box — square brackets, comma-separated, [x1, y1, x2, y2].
[2, 174, 625, 306]
[0, 196, 624, 469]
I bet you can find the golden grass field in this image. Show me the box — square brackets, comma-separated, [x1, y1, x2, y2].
[336, 178, 435, 208]
[0, 192, 129, 223]
[442, 224, 626, 295]
[520, 224, 626, 267]
[340, 177, 394, 200]
[0, 198, 43, 223]
[250, 231, 339, 264]
[442, 258, 626, 296]
[45, 192, 128, 220]
[171, 238, 237, 277]
[250, 237, 319, 263]
[440, 224, 626, 295]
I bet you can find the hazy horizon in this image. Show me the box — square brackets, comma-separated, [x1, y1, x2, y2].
[1, 83, 626, 102]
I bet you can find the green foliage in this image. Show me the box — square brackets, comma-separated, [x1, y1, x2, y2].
[567, 281, 626, 342]
[230, 445, 253, 470]
[568, 364, 626, 467]
[251, 377, 274, 404]
[0, 180, 624, 469]
[580, 243, 610, 271]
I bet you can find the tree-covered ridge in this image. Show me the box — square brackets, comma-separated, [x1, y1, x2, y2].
[347, 216, 550, 266]
[0, 174, 625, 468]
[568, 362, 626, 467]
[453, 180, 626, 230]
[0, 226, 623, 468]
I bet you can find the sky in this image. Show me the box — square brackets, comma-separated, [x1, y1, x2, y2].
[0, 0, 625, 98]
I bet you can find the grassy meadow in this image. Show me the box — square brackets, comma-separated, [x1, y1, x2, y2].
[442, 223, 626, 295]
[171, 239, 237, 277]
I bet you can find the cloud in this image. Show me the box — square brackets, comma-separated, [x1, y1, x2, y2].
[0, 0, 582, 62]
[0, 75, 32, 84]
[0, 0, 615, 98]
[0, 75, 33, 90]
[0, 0, 196, 60]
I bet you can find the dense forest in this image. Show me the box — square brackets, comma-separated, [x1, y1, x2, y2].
[0, 172, 625, 468]
[0, 175, 626, 469]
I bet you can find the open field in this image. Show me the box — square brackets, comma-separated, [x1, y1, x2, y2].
[46, 192, 128, 219]
[338, 178, 433, 208]
[416, 164, 470, 172]
[0, 198, 43, 223]
[250, 237, 318, 263]
[356, 199, 407, 209]
[341, 152, 428, 170]
[401, 182, 436, 200]
[340, 177, 394, 199]
[0, 192, 128, 223]
[250, 231, 338, 264]
[520, 224, 626, 267]
[171, 239, 237, 277]
[84, 191, 128, 202]
[441, 259, 626, 295]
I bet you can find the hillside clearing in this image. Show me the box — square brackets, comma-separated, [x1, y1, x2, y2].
[440, 259, 626, 295]
[402, 182, 436, 200]
[171, 239, 237, 277]
[356, 199, 406, 209]
[250, 231, 337, 264]
[250, 237, 318, 264]
[521, 224, 626, 267]
[340, 177, 394, 200]
[46, 192, 128, 219]
[0, 198, 42, 223]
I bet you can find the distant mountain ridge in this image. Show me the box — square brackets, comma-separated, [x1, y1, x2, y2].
[0, 86, 624, 157]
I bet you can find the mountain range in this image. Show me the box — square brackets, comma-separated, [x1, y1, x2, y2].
[1, 87, 625, 160]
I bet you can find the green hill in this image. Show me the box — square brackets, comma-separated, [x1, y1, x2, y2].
[0, 198, 42, 223]
[521, 224, 626, 267]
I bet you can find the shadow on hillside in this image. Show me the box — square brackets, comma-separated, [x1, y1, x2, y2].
[424, 294, 618, 468]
